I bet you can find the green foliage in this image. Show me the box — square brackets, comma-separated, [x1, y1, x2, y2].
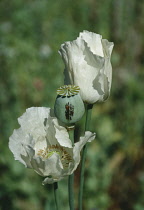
[0, 0, 144, 209]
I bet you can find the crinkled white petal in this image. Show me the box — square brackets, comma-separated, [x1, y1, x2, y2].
[43, 153, 63, 176]
[18, 107, 50, 139]
[9, 128, 33, 166]
[26, 153, 63, 179]
[102, 59, 112, 100]
[43, 116, 58, 147]
[41, 153, 65, 184]
[30, 156, 45, 176]
[60, 38, 104, 104]
[34, 137, 47, 155]
[80, 30, 104, 57]
[102, 39, 114, 57]
[52, 118, 72, 148]
[21, 144, 35, 168]
[59, 30, 114, 104]
[70, 131, 96, 174]
[42, 116, 72, 149]
[42, 176, 63, 185]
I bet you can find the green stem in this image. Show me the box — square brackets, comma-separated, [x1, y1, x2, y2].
[68, 174, 74, 210]
[68, 127, 75, 210]
[53, 182, 60, 210]
[78, 104, 93, 210]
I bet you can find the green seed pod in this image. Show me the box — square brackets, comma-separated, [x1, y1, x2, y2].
[54, 85, 85, 125]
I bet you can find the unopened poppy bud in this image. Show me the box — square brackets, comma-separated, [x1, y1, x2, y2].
[54, 85, 85, 125]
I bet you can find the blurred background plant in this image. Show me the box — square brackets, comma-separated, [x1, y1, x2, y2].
[0, 0, 144, 209]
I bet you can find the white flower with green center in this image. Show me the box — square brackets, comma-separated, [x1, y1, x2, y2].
[9, 107, 95, 184]
[59, 30, 114, 104]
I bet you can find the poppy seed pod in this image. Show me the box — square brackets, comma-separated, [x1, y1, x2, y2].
[54, 85, 85, 125]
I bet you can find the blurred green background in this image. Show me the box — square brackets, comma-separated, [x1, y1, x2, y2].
[0, 0, 144, 209]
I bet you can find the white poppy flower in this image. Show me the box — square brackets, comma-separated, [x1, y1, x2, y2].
[9, 107, 95, 184]
[59, 30, 114, 104]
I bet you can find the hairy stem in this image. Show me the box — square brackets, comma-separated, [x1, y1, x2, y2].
[53, 182, 60, 210]
[68, 127, 75, 210]
[78, 104, 93, 210]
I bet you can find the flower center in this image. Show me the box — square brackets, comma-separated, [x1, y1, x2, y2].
[57, 85, 80, 96]
[37, 145, 72, 168]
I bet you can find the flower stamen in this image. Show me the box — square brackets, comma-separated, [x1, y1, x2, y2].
[37, 145, 72, 168]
